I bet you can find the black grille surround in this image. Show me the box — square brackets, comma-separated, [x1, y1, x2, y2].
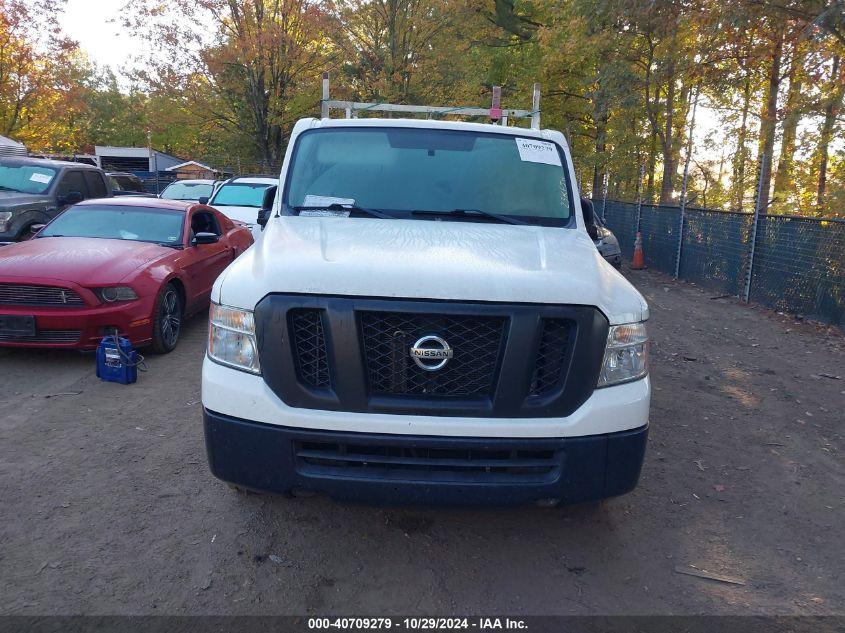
[0, 283, 85, 307]
[256, 294, 609, 419]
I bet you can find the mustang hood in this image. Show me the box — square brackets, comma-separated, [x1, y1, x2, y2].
[216, 217, 648, 325]
[0, 237, 173, 285]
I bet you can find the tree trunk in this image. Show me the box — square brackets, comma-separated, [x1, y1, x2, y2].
[756, 28, 783, 215]
[773, 44, 805, 203]
[591, 109, 608, 198]
[730, 34, 753, 211]
[816, 54, 843, 208]
[643, 130, 655, 204]
[658, 53, 676, 205]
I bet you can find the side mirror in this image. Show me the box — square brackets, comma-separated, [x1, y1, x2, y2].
[198, 196, 209, 205]
[581, 197, 599, 241]
[192, 232, 219, 245]
[30, 224, 46, 235]
[257, 185, 277, 228]
[59, 190, 84, 206]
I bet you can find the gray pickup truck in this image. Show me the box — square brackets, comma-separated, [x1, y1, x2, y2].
[0, 157, 112, 243]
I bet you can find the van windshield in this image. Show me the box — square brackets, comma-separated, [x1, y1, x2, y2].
[284, 128, 573, 226]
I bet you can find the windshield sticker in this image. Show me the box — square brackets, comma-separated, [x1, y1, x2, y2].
[515, 138, 561, 166]
[300, 209, 351, 218]
[30, 172, 53, 184]
[303, 194, 355, 208]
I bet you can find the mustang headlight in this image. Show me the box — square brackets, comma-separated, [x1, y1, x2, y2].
[597, 321, 649, 387]
[95, 286, 139, 303]
[207, 302, 260, 374]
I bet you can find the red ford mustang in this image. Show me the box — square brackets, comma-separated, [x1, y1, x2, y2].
[0, 197, 253, 352]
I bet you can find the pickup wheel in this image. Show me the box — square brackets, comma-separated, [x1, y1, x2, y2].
[151, 283, 183, 354]
[17, 223, 37, 241]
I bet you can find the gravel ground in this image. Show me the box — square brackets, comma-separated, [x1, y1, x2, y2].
[0, 269, 843, 616]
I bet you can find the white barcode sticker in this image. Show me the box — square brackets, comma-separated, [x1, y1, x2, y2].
[300, 209, 350, 218]
[30, 172, 53, 184]
[303, 195, 355, 208]
[515, 138, 561, 166]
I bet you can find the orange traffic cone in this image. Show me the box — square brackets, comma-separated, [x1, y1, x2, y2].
[631, 232, 646, 270]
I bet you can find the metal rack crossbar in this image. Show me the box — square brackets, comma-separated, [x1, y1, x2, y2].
[320, 73, 541, 130]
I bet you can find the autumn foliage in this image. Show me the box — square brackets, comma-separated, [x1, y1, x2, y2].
[0, 0, 842, 216]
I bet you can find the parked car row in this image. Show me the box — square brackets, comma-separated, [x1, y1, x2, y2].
[0, 195, 253, 352]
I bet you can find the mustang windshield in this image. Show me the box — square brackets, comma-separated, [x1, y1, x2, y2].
[39, 206, 185, 244]
[284, 128, 573, 225]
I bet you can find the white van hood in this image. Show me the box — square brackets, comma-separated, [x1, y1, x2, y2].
[214, 216, 648, 325]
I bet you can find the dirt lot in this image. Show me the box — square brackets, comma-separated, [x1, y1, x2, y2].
[0, 269, 843, 616]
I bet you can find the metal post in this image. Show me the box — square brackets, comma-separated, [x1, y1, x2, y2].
[146, 129, 153, 194]
[635, 163, 645, 233]
[530, 83, 541, 129]
[321, 72, 330, 119]
[601, 168, 609, 220]
[744, 153, 765, 302]
[490, 86, 502, 123]
[674, 86, 699, 279]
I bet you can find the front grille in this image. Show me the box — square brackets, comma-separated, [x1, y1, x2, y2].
[530, 319, 573, 395]
[257, 295, 606, 418]
[359, 312, 507, 397]
[295, 440, 560, 483]
[289, 309, 330, 389]
[0, 329, 81, 344]
[0, 284, 84, 306]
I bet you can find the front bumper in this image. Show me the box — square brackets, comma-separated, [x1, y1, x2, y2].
[203, 408, 648, 506]
[0, 295, 155, 350]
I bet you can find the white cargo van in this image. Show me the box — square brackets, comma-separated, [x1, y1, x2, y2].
[202, 89, 650, 505]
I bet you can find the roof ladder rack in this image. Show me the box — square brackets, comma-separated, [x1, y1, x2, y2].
[320, 73, 541, 130]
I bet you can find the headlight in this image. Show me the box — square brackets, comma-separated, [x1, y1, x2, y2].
[207, 302, 260, 374]
[95, 286, 139, 303]
[597, 321, 649, 387]
[0, 211, 12, 232]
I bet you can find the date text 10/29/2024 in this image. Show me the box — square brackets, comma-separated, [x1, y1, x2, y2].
[308, 618, 528, 630]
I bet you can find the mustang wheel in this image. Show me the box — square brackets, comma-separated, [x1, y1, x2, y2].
[151, 283, 183, 353]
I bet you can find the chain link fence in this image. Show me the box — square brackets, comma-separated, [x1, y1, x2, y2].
[132, 154, 285, 195]
[597, 199, 845, 329]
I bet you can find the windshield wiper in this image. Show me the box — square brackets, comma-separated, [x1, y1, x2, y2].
[0, 185, 22, 193]
[292, 204, 396, 220]
[410, 208, 527, 225]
